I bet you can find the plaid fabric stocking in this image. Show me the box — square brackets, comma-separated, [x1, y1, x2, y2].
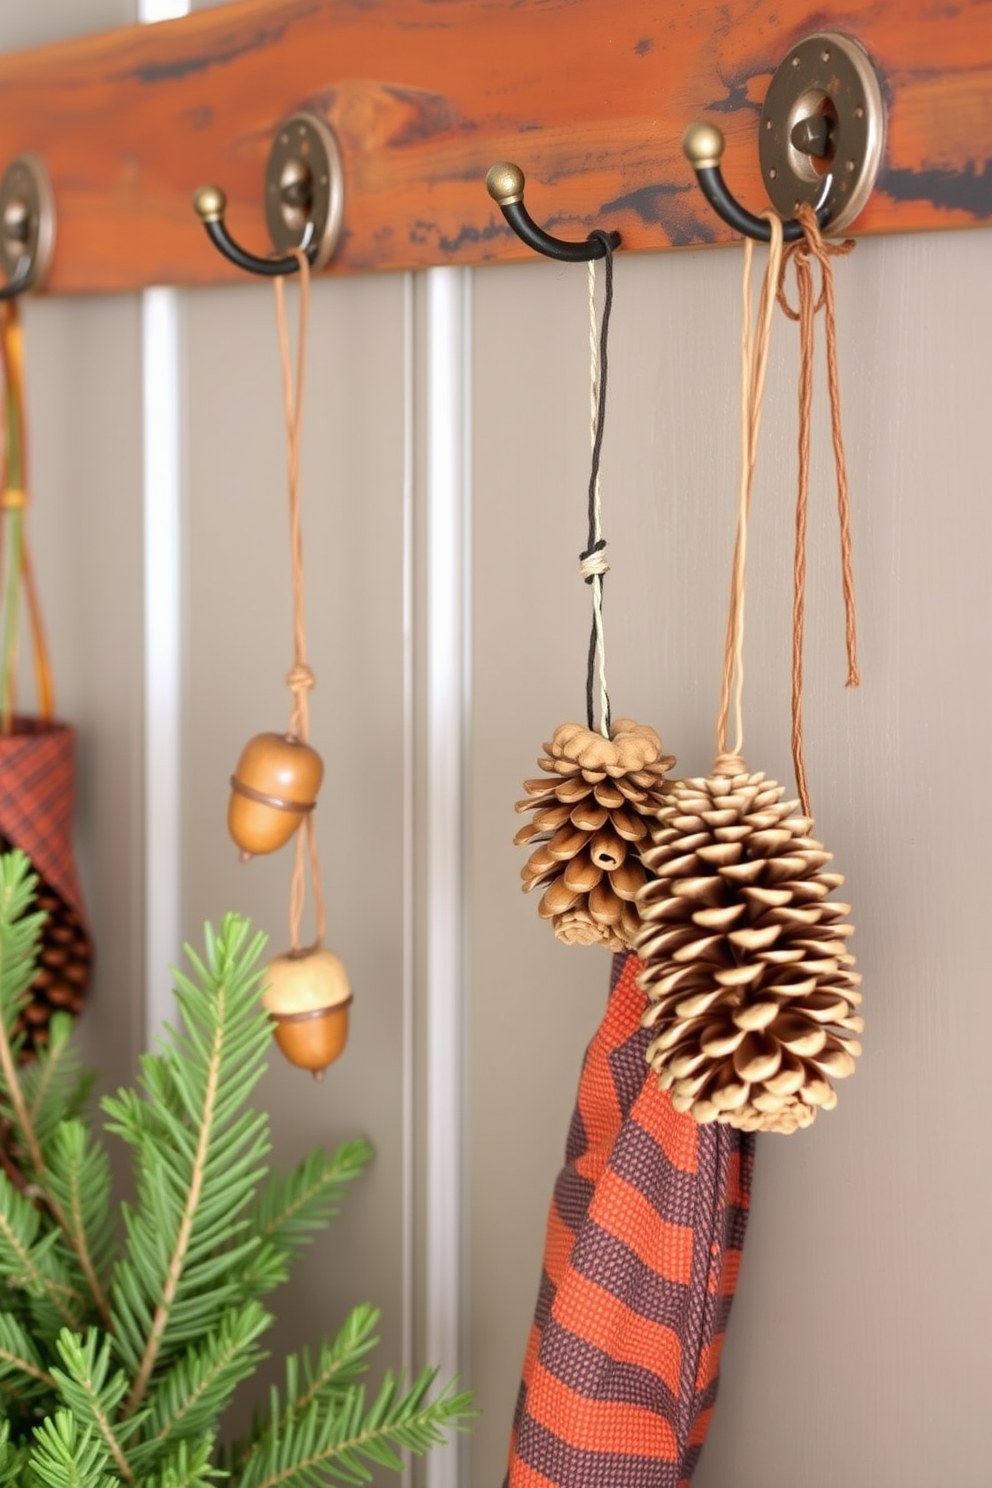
[505, 952, 754, 1488]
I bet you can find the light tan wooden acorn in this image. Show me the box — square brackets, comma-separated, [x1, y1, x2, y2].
[228, 732, 324, 861]
[634, 756, 862, 1134]
[515, 719, 676, 951]
[262, 947, 352, 1080]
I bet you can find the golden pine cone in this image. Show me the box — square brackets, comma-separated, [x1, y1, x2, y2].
[633, 756, 861, 1134]
[514, 719, 676, 952]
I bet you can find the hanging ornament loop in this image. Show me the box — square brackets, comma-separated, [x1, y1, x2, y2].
[776, 205, 860, 816]
[272, 251, 325, 954]
[715, 215, 785, 765]
[581, 229, 616, 738]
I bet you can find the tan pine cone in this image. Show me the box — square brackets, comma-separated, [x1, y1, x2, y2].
[633, 756, 861, 1134]
[514, 719, 676, 952]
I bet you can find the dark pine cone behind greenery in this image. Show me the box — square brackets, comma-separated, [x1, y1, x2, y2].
[633, 757, 862, 1135]
[0, 836, 90, 1058]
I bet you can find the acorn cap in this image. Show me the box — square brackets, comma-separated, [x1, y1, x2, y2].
[262, 948, 351, 1016]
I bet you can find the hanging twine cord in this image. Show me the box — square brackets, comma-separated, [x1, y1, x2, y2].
[0, 300, 53, 734]
[273, 253, 325, 953]
[777, 204, 859, 815]
[580, 231, 616, 737]
[715, 216, 785, 772]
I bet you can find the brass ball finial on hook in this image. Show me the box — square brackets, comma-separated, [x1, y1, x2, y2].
[484, 159, 620, 262]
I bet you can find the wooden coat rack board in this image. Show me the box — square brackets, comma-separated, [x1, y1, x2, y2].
[0, 0, 989, 294]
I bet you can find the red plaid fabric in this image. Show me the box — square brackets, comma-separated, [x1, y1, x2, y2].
[505, 952, 753, 1488]
[0, 718, 86, 923]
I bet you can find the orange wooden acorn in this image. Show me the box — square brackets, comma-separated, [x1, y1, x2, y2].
[228, 731, 324, 860]
[262, 947, 352, 1080]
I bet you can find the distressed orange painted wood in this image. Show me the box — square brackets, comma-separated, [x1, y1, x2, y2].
[0, 0, 989, 293]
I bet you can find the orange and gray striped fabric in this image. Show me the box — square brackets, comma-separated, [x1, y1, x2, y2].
[505, 952, 753, 1488]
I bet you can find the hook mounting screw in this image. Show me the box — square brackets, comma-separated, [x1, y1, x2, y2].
[0, 155, 56, 299]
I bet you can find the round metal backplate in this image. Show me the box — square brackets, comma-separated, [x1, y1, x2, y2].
[759, 32, 884, 233]
[264, 112, 344, 271]
[0, 154, 56, 292]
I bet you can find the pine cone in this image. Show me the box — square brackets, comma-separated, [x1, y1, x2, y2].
[514, 720, 676, 952]
[5, 870, 91, 1058]
[634, 757, 861, 1134]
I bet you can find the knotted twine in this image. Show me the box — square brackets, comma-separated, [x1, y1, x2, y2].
[579, 232, 616, 737]
[777, 204, 859, 815]
[273, 253, 325, 954]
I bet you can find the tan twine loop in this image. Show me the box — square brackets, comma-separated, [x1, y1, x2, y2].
[777, 205, 860, 816]
[716, 215, 785, 764]
[273, 251, 325, 953]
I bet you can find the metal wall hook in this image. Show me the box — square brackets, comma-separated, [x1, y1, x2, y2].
[193, 112, 344, 276]
[486, 163, 620, 262]
[0, 155, 56, 298]
[684, 32, 885, 242]
[682, 123, 824, 243]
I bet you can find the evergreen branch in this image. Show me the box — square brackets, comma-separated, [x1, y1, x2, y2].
[0, 1309, 57, 1391]
[120, 1028, 219, 1421]
[133, 1301, 271, 1468]
[237, 1371, 473, 1488]
[29, 1409, 119, 1488]
[115, 917, 272, 1419]
[135, 1437, 220, 1488]
[231, 1305, 380, 1474]
[0, 1179, 88, 1331]
[23, 1012, 96, 1145]
[51, 1330, 137, 1484]
[0, 864, 110, 1327]
[45, 1120, 114, 1325]
[250, 1143, 374, 1264]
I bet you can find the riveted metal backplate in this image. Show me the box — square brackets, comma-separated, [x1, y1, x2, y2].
[264, 112, 344, 271]
[759, 33, 885, 233]
[0, 154, 55, 292]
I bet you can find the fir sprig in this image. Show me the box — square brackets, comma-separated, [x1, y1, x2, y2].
[0, 851, 471, 1486]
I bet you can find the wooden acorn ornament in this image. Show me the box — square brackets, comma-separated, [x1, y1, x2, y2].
[228, 730, 323, 860]
[262, 947, 352, 1080]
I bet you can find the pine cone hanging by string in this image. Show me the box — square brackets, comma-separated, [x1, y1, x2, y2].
[633, 757, 861, 1134]
[514, 720, 676, 952]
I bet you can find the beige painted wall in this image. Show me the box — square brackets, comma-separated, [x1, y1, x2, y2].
[5, 2, 992, 1485]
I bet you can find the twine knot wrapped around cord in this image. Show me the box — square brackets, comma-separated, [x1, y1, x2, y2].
[578, 538, 610, 581]
[285, 662, 315, 696]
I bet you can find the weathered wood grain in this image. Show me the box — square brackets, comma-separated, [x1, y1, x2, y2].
[0, 0, 988, 292]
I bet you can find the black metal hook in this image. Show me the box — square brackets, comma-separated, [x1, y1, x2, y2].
[192, 185, 317, 277]
[682, 123, 830, 243]
[486, 163, 621, 263]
